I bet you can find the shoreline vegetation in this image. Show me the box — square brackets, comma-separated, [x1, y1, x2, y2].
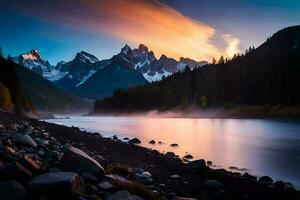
[0, 110, 299, 199]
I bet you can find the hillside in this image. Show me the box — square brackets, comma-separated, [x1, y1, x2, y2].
[94, 26, 300, 115]
[0, 56, 34, 115]
[14, 64, 93, 114]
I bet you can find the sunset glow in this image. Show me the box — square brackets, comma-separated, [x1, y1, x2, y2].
[9, 0, 239, 61]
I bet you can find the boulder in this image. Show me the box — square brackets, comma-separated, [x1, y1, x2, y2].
[59, 145, 105, 179]
[10, 133, 37, 148]
[129, 138, 141, 144]
[0, 181, 27, 200]
[170, 143, 178, 147]
[258, 176, 273, 184]
[97, 181, 115, 192]
[185, 159, 206, 170]
[106, 190, 143, 200]
[202, 180, 224, 191]
[0, 162, 32, 183]
[27, 172, 85, 199]
[165, 152, 176, 158]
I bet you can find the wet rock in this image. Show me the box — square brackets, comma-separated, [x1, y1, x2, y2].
[112, 135, 118, 140]
[258, 176, 273, 184]
[123, 137, 129, 140]
[22, 155, 40, 172]
[0, 181, 27, 200]
[129, 138, 141, 144]
[10, 133, 37, 148]
[0, 162, 32, 183]
[97, 181, 115, 192]
[170, 143, 178, 147]
[149, 140, 155, 144]
[27, 172, 85, 199]
[174, 197, 197, 200]
[106, 190, 143, 200]
[202, 180, 224, 191]
[183, 154, 193, 159]
[207, 161, 213, 166]
[170, 174, 180, 179]
[136, 171, 152, 184]
[59, 145, 105, 179]
[185, 159, 206, 170]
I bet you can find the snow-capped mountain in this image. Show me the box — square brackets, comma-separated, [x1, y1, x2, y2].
[15, 45, 207, 99]
[13, 50, 68, 81]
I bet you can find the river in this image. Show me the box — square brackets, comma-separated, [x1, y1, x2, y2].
[46, 116, 300, 188]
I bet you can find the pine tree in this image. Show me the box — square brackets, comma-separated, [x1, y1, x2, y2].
[212, 57, 217, 64]
[218, 55, 225, 64]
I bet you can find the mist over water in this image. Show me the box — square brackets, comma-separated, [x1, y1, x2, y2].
[46, 115, 300, 188]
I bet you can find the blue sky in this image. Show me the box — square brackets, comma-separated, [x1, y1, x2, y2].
[1, 0, 300, 64]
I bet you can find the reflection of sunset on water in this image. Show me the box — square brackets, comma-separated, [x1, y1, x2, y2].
[47, 116, 300, 188]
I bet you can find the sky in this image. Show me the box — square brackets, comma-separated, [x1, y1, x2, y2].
[0, 0, 300, 64]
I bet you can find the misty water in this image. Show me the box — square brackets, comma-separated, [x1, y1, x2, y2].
[46, 116, 300, 188]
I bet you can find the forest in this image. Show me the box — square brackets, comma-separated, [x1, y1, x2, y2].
[94, 26, 300, 114]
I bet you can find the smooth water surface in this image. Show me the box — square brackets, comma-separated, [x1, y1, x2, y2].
[46, 116, 300, 187]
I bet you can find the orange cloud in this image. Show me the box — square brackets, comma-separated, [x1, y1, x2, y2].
[9, 0, 238, 61]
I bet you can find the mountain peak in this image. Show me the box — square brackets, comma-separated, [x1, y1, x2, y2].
[21, 49, 42, 61]
[138, 44, 148, 52]
[75, 51, 99, 63]
[121, 44, 132, 55]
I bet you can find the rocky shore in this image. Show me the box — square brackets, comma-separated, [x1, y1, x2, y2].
[0, 111, 299, 200]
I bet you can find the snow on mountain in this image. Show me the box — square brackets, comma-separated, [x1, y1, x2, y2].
[15, 45, 208, 99]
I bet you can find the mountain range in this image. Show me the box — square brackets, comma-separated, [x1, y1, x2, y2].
[94, 25, 300, 116]
[13, 44, 207, 99]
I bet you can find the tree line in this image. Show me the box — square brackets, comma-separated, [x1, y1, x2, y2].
[94, 26, 300, 113]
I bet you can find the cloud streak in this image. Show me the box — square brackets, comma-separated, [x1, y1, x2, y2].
[6, 0, 239, 61]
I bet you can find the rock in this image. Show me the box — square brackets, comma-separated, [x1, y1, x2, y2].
[112, 135, 118, 140]
[183, 154, 193, 159]
[185, 159, 206, 170]
[133, 168, 144, 175]
[242, 172, 257, 180]
[202, 180, 224, 191]
[149, 140, 155, 144]
[137, 171, 152, 184]
[123, 137, 129, 140]
[81, 172, 98, 184]
[0, 181, 27, 200]
[258, 176, 273, 184]
[106, 190, 143, 200]
[10, 133, 37, 148]
[158, 141, 163, 144]
[273, 181, 285, 190]
[170, 174, 180, 179]
[97, 181, 115, 192]
[27, 172, 85, 199]
[174, 197, 197, 200]
[22, 155, 40, 172]
[207, 161, 213, 166]
[170, 143, 178, 147]
[105, 174, 131, 185]
[129, 138, 141, 144]
[59, 145, 105, 179]
[165, 152, 176, 158]
[0, 162, 32, 183]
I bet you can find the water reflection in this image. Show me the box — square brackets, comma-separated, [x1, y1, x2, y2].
[47, 116, 300, 187]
